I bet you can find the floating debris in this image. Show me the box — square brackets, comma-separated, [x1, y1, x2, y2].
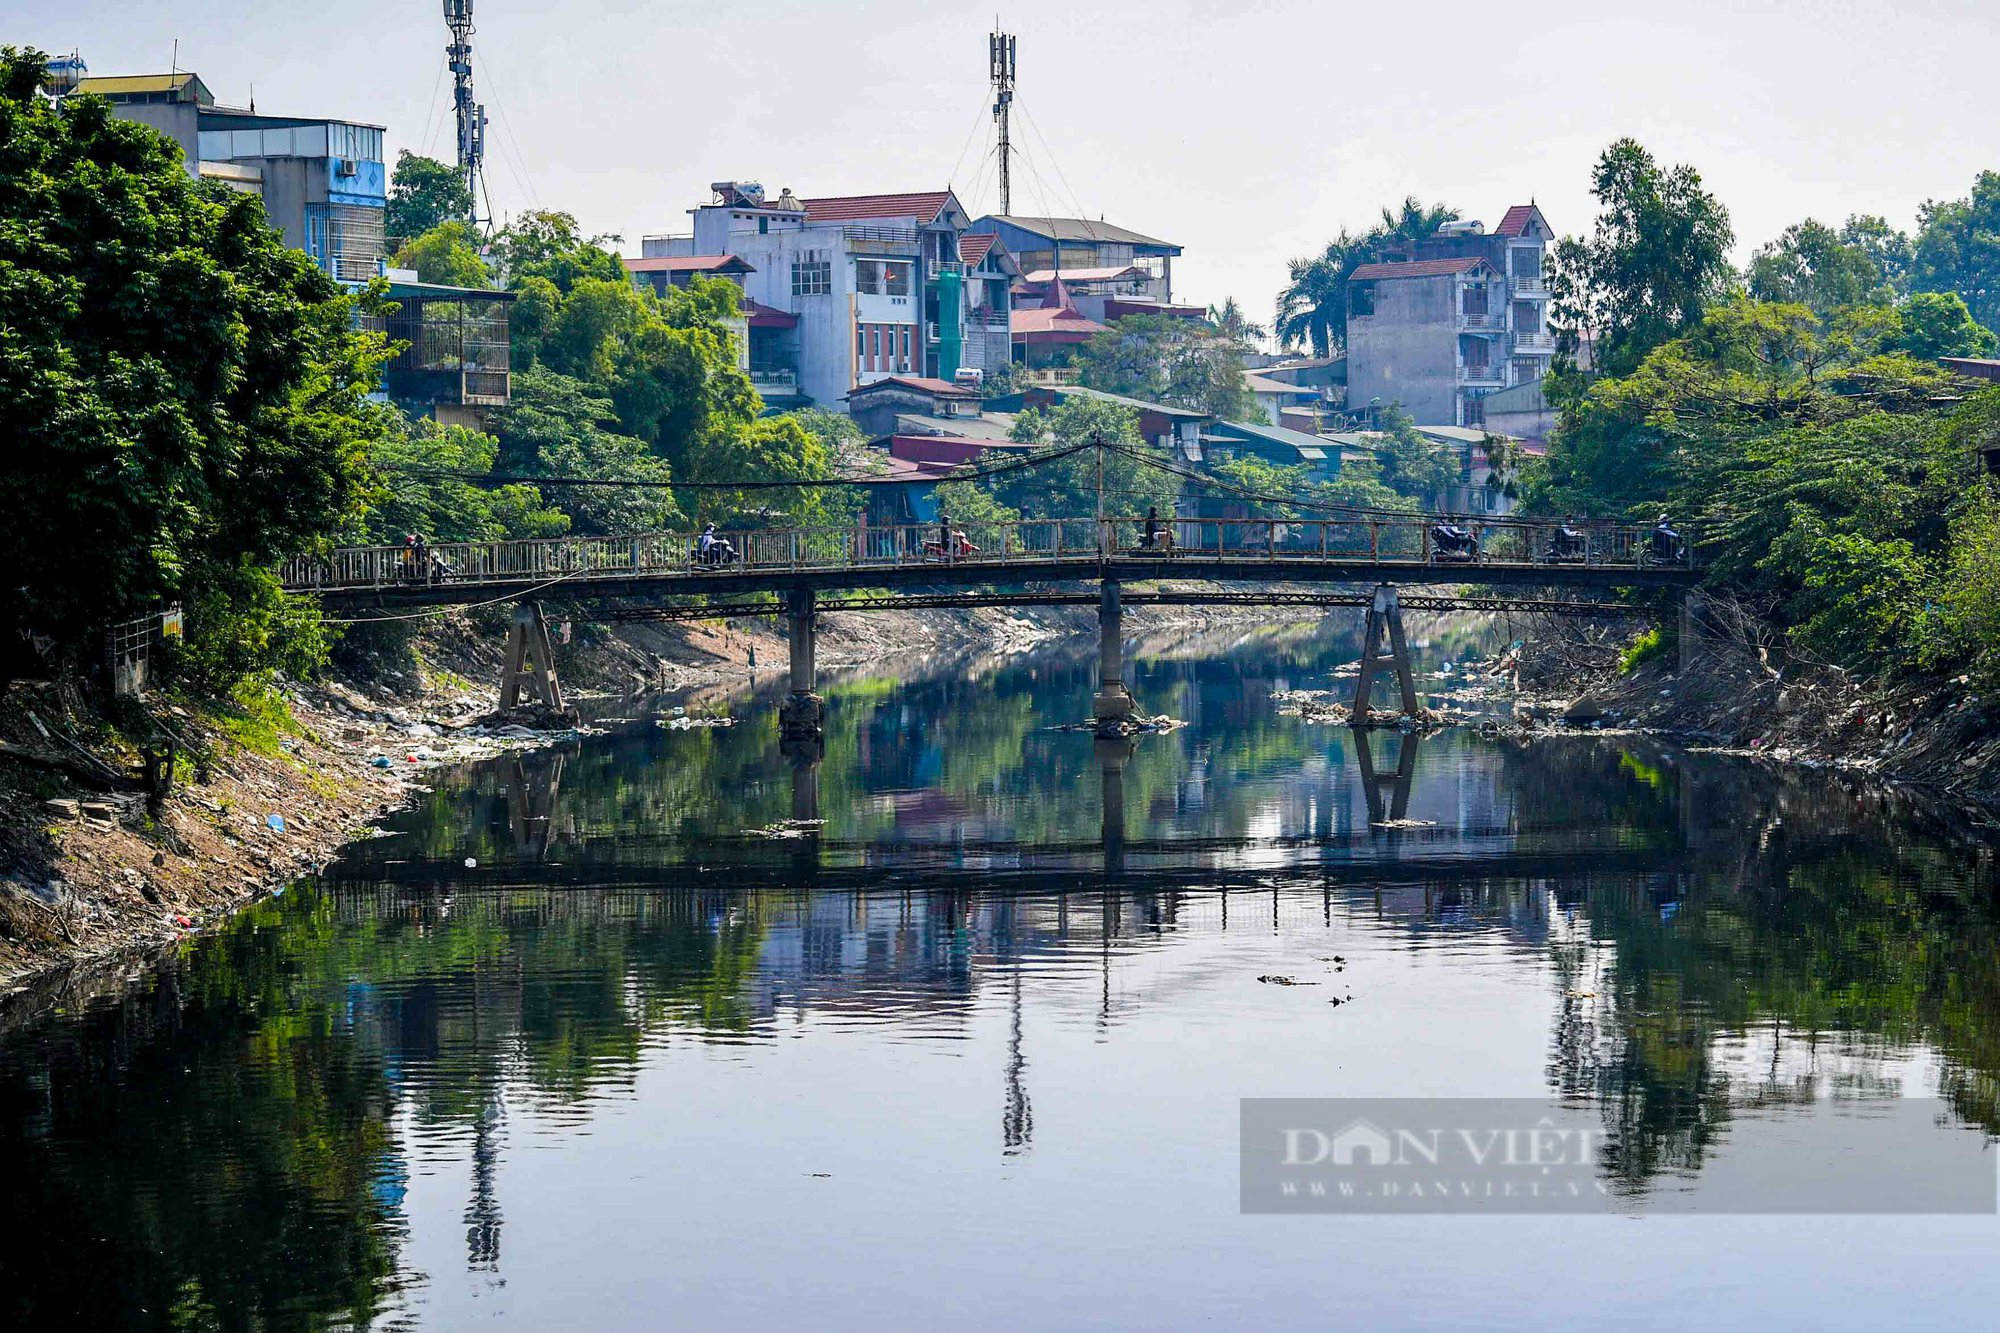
[660, 716, 737, 730]
[1370, 818, 1438, 829]
[748, 819, 827, 840]
[1257, 974, 1316, 986]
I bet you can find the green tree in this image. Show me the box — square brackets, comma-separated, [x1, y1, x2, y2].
[1548, 138, 1735, 378]
[1912, 170, 2000, 332]
[0, 48, 387, 683]
[389, 220, 489, 288]
[1746, 219, 1886, 315]
[1207, 297, 1267, 348]
[1372, 404, 1461, 503]
[495, 209, 626, 293]
[1892, 290, 1999, 361]
[361, 414, 570, 544]
[995, 397, 1181, 518]
[385, 150, 473, 239]
[1841, 214, 1914, 295]
[1074, 313, 1254, 419]
[486, 368, 681, 535]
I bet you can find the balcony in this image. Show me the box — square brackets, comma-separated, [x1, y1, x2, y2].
[1020, 366, 1081, 387]
[750, 367, 799, 392]
[925, 321, 941, 344]
[977, 305, 1012, 329]
[927, 259, 967, 281]
[1512, 276, 1548, 296]
[1459, 312, 1504, 332]
[1459, 363, 1505, 385]
[1513, 332, 1556, 354]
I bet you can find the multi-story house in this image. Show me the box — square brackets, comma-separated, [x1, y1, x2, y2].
[69, 61, 513, 421]
[639, 183, 1014, 411]
[1344, 203, 1553, 429]
[968, 215, 1183, 307]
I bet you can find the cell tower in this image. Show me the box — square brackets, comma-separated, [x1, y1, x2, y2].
[990, 28, 1017, 216]
[444, 0, 487, 224]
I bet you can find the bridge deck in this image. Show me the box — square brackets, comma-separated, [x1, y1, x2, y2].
[285, 517, 1696, 608]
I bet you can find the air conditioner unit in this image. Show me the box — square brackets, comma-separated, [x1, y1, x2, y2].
[925, 322, 941, 343]
[335, 158, 359, 177]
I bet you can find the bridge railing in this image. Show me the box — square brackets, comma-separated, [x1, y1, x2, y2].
[279, 518, 1690, 591]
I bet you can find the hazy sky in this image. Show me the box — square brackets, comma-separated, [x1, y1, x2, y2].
[11, 0, 1998, 329]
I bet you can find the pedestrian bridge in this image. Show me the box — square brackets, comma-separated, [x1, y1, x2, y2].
[281, 516, 1696, 607]
[281, 516, 1695, 733]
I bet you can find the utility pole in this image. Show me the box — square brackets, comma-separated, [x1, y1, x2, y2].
[990, 29, 1017, 216]
[445, 0, 487, 225]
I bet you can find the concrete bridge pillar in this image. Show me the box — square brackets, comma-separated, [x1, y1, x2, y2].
[780, 586, 824, 740]
[1093, 579, 1141, 727]
[499, 602, 571, 720]
[1351, 584, 1421, 724]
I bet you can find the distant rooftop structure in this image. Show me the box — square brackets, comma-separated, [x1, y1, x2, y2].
[1347, 257, 1495, 282]
[978, 215, 1180, 254]
[75, 71, 213, 103]
[800, 191, 958, 225]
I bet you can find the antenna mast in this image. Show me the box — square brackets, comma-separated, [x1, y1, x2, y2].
[990, 28, 1016, 216]
[444, 1, 487, 224]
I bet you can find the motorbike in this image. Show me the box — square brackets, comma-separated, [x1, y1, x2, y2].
[923, 531, 980, 561]
[1641, 523, 1686, 566]
[694, 538, 739, 569]
[1546, 525, 1588, 563]
[1430, 523, 1480, 562]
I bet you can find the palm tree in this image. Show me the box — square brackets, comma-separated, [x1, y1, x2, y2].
[1208, 296, 1268, 349]
[1275, 200, 1463, 357]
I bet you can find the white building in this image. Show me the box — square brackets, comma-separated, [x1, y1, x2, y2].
[639, 183, 1015, 412]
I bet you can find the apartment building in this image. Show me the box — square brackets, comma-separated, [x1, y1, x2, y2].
[639, 182, 1015, 411]
[968, 215, 1182, 305]
[1344, 204, 1553, 429]
[74, 70, 389, 285]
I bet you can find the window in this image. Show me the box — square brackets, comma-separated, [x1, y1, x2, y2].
[1349, 282, 1376, 317]
[856, 325, 866, 361]
[900, 327, 912, 368]
[1513, 301, 1540, 333]
[1512, 357, 1541, 383]
[759, 217, 769, 234]
[1463, 397, 1486, 427]
[792, 253, 832, 297]
[1463, 338, 1489, 369]
[1462, 286, 1490, 317]
[855, 259, 912, 297]
[1513, 248, 1543, 280]
[871, 327, 882, 365]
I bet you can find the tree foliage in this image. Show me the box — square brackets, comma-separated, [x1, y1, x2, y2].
[0, 48, 387, 681]
[1746, 219, 1887, 315]
[1548, 138, 1735, 378]
[1073, 313, 1254, 419]
[1911, 170, 2000, 332]
[1274, 197, 1459, 357]
[389, 220, 488, 288]
[385, 151, 472, 240]
[991, 397, 1181, 518]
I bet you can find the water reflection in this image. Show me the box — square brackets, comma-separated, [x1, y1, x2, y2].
[3, 627, 2000, 1328]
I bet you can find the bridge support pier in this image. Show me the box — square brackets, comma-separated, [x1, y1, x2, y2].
[1093, 580, 1142, 729]
[1351, 585, 1422, 724]
[780, 587, 824, 741]
[499, 602, 573, 721]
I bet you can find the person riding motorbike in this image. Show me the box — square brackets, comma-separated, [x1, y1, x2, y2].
[1430, 522, 1478, 561]
[697, 523, 738, 567]
[1549, 517, 1588, 562]
[1647, 514, 1684, 564]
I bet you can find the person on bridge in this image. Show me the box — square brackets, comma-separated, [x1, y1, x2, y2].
[697, 523, 737, 567]
[939, 510, 954, 562]
[1142, 505, 1163, 550]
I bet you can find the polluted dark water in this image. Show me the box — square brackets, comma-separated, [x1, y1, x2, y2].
[7, 621, 2000, 1330]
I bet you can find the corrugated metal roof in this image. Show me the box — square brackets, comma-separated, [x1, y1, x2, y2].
[1347, 257, 1493, 282]
[848, 375, 981, 399]
[77, 72, 204, 96]
[1021, 265, 1147, 284]
[623, 254, 754, 273]
[1241, 373, 1319, 397]
[979, 215, 1180, 252]
[1041, 384, 1210, 420]
[801, 191, 954, 224]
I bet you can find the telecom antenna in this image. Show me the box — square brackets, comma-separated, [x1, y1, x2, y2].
[990, 28, 1017, 216]
[444, 0, 488, 224]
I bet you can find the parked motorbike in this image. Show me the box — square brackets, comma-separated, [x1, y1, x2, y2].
[1641, 520, 1686, 566]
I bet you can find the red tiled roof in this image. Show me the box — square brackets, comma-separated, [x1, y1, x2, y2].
[801, 191, 953, 224]
[1011, 306, 1106, 336]
[1347, 257, 1492, 282]
[623, 254, 753, 273]
[1494, 205, 1539, 238]
[848, 375, 981, 399]
[958, 234, 997, 266]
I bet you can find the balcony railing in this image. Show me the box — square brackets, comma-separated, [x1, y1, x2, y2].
[1512, 276, 1547, 296]
[1513, 332, 1556, 354]
[977, 306, 1012, 328]
[927, 259, 967, 280]
[1019, 366, 1081, 387]
[1460, 312, 1504, 331]
[841, 224, 920, 245]
[1460, 363, 1504, 384]
[750, 367, 799, 391]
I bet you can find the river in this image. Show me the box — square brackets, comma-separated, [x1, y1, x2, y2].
[4, 619, 2000, 1330]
